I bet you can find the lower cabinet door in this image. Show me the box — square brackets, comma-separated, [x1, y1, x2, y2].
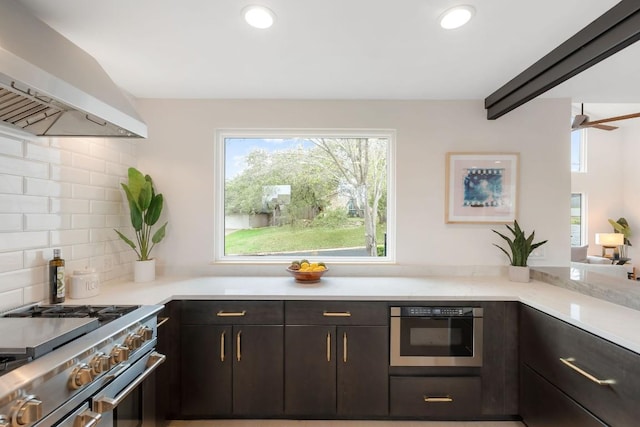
[232, 325, 284, 416]
[285, 325, 337, 416]
[337, 326, 389, 417]
[520, 365, 606, 427]
[390, 376, 481, 418]
[180, 325, 232, 416]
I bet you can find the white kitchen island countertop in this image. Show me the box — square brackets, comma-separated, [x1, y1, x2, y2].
[65, 274, 640, 355]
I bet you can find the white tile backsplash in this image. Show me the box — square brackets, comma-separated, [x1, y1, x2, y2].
[0, 194, 49, 213]
[0, 251, 23, 273]
[0, 174, 23, 194]
[0, 132, 136, 309]
[0, 135, 23, 157]
[0, 156, 49, 178]
[0, 214, 22, 231]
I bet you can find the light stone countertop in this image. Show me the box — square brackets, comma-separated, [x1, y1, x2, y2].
[66, 274, 640, 355]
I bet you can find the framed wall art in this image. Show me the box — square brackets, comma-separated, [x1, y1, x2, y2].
[445, 152, 519, 224]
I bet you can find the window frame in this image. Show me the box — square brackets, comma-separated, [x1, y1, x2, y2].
[214, 128, 397, 264]
[571, 128, 587, 173]
[570, 192, 586, 247]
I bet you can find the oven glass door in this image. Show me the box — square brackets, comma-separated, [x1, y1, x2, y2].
[114, 384, 143, 427]
[92, 351, 165, 427]
[399, 317, 474, 357]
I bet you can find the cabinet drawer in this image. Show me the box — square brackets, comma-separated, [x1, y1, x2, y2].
[285, 301, 387, 325]
[181, 300, 283, 324]
[389, 376, 481, 418]
[520, 365, 605, 427]
[521, 305, 640, 426]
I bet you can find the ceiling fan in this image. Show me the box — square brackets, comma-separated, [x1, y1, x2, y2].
[571, 104, 640, 131]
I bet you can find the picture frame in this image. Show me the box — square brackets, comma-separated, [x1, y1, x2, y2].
[445, 152, 519, 224]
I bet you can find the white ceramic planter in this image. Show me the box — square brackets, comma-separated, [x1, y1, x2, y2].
[134, 259, 156, 283]
[508, 265, 530, 283]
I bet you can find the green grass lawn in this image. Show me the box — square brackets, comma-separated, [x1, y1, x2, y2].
[225, 224, 385, 255]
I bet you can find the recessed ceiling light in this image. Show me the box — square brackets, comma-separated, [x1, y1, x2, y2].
[243, 5, 275, 29]
[439, 5, 475, 30]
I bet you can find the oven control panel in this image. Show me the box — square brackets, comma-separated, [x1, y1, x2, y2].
[390, 306, 480, 317]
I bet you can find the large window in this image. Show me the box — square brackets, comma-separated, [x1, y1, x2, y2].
[571, 128, 586, 172]
[570, 193, 584, 246]
[216, 130, 395, 262]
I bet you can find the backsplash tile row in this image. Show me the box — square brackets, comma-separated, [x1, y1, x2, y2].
[0, 131, 137, 311]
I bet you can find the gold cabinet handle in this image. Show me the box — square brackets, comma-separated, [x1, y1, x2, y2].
[424, 396, 453, 403]
[343, 332, 348, 363]
[157, 317, 169, 327]
[220, 331, 226, 362]
[323, 311, 351, 317]
[559, 357, 616, 385]
[236, 331, 242, 362]
[326, 332, 331, 362]
[217, 310, 246, 317]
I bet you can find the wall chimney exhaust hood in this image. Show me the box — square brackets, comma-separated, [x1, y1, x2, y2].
[0, 0, 147, 138]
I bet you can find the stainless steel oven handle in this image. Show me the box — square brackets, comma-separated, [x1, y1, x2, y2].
[74, 410, 101, 427]
[93, 352, 166, 413]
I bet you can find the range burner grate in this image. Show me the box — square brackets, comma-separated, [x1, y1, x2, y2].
[3, 305, 140, 324]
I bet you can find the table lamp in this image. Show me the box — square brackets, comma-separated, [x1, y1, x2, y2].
[595, 233, 624, 259]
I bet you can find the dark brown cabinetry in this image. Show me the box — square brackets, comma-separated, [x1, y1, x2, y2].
[180, 301, 284, 417]
[388, 301, 518, 420]
[390, 376, 481, 418]
[520, 305, 640, 426]
[155, 301, 180, 427]
[284, 301, 389, 417]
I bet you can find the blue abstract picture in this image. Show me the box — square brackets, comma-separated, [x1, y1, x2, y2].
[463, 168, 504, 207]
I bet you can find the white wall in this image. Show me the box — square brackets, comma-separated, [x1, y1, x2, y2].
[136, 98, 571, 277]
[0, 131, 137, 311]
[622, 120, 640, 269]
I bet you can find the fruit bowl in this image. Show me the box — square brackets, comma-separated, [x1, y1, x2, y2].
[286, 267, 328, 284]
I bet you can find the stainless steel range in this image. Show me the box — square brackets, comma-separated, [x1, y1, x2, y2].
[0, 304, 165, 427]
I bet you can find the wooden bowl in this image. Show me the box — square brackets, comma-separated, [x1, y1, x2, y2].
[286, 267, 328, 283]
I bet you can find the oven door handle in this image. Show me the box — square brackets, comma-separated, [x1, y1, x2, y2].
[93, 352, 166, 413]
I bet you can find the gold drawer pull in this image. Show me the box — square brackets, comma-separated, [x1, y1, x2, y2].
[323, 311, 351, 317]
[343, 332, 348, 363]
[157, 317, 170, 327]
[424, 396, 453, 403]
[559, 357, 616, 386]
[326, 332, 331, 362]
[236, 331, 242, 362]
[216, 310, 247, 317]
[220, 331, 226, 362]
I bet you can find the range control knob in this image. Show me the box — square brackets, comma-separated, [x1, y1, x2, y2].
[69, 364, 93, 390]
[0, 414, 9, 427]
[89, 352, 111, 375]
[110, 344, 130, 365]
[11, 395, 42, 426]
[124, 333, 142, 350]
[137, 326, 153, 342]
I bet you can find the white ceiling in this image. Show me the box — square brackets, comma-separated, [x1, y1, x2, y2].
[14, 0, 640, 120]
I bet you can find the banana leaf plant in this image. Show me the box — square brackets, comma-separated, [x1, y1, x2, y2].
[608, 217, 632, 246]
[114, 167, 168, 261]
[492, 220, 547, 267]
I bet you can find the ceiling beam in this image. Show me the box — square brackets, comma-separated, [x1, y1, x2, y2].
[485, 0, 640, 120]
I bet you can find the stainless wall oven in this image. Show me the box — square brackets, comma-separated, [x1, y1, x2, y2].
[390, 306, 483, 367]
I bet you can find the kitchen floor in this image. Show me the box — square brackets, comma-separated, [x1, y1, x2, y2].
[170, 421, 524, 427]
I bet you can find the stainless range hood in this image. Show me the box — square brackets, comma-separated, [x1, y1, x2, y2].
[0, 0, 147, 138]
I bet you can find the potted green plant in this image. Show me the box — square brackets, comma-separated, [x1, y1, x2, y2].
[114, 167, 168, 282]
[492, 220, 548, 282]
[608, 217, 632, 259]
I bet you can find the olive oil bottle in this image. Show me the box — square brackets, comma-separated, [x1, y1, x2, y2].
[49, 249, 65, 303]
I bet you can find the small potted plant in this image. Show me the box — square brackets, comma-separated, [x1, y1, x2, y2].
[115, 167, 168, 282]
[492, 220, 547, 282]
